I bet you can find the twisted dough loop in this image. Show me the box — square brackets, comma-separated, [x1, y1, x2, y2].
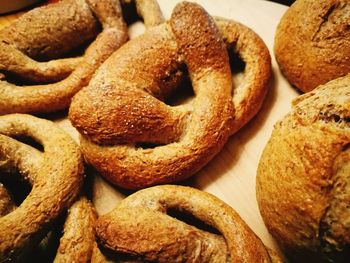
[54, 197, 98, 263]
[96, 185, 278, 262]
[69, 2, 271, 189]
[0, 114, 84, 262]
[0, 184, 15, 216]
[0, 0, 163, 114]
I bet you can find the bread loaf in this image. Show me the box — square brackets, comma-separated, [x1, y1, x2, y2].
[256, 74, 350, 262]
[274, 0, 350, 92]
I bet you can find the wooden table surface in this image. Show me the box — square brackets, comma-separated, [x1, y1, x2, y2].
[0, 0, 299, 258]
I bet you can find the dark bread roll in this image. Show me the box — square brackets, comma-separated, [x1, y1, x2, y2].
[256, 74, 350, 262]
[274, 0, 350, 93]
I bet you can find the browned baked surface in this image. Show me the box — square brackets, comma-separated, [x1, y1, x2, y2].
[0, 184, 16, 216]
[69, 1, 271, 190]
[256, 74, 350, 262]
[0, 0, 163, 114]
[274, 0, 350, 93]
[96, 185, 282, 262]
[0, 114, 84, 261]
[54, 197, 98, 263]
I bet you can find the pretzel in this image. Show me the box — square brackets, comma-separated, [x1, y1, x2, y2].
[0, 184, 15, 217]
[0, 191, 101, 262]
[69, 2, 271, 189]
[54, 196, 136, 263]
[54, 197, 98, 263]
[0, 0, 163, 114]
[0, 114, 84, 262]
[95, 185, 281, 262]
[0, 184, 57, 261]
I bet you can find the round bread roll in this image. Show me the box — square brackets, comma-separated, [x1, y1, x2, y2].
[256, 74, 350, 262]
[274, 0, 350, 93]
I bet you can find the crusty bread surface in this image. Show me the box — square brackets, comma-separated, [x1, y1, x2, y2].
[275, 0, 350, 92]
[257, 74, 350, 262]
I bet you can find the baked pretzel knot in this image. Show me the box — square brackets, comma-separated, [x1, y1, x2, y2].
[0, 114, 84, 262]
[96, 185, 281, 262]
[69, 2, 271, 189]
[0, 0, 163, 114]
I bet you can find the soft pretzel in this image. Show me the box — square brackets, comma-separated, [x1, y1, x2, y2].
[256, 74, 350, 261]
[0, 0, 163, 114]
[0, 184, 15, 217]
[69, 1, 271, 189]
[0, 192, 102, 262]
[0, 114, 84, 262]
[95, 185, 281, 262]
[54, 197, 98, 263]
[51, 195, 145, 263]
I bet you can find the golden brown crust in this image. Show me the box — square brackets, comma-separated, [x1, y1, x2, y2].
[96, 185, 280, 262]
[0, 114, 84, 262]
[121, 0, 164, 28]
[0, 0, 163, 114]
[256, 74, 350, 262]
[215, 17, 271, 133]
[0, 0, 100, 60]
[0, 184, 16, 216]
[0, 0, 127, 114]
[54, 197, 97, 263]
[274, 0, 350, 92]
[69, 2, 271, 190]
[0, 42, 83, 83]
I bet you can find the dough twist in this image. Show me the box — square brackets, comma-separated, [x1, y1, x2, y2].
[54, 197, 98, 263]
[0, 0, 163, 114]
[96, 185, 282, 262]
[0, 114, 84, 262]
[69, 1, 271, 189]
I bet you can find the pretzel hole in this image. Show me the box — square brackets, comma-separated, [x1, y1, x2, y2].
[166, 207, 221, 235]
[228, 46, 246, 88]
[121, 1, 140, 25]
[0, 71, 25, 86]
[96, 244, 146, 262]
[24, 211, 66, 262]
[1, 41, 91, 86]
[11, 135, 44, 152]
[0, 176, 31, 207]
[121, 1, 146, 35]
[164, 67, 195, 106]
[29, 227, 63, 263]
[135, 142, 163, 149]
[165, 77, 194, 106]
[0, 71, 59, 86]
[30, 43, 91, 62]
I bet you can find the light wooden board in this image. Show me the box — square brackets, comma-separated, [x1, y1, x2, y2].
[0, 0, 299, 257]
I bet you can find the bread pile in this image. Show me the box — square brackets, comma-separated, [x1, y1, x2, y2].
[255, 1, 350, 262]
[3, 0, 348, 262]
[0, 0, 281, 261]
[0, 0, 163, 114]
[0, 114, 84, 261]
